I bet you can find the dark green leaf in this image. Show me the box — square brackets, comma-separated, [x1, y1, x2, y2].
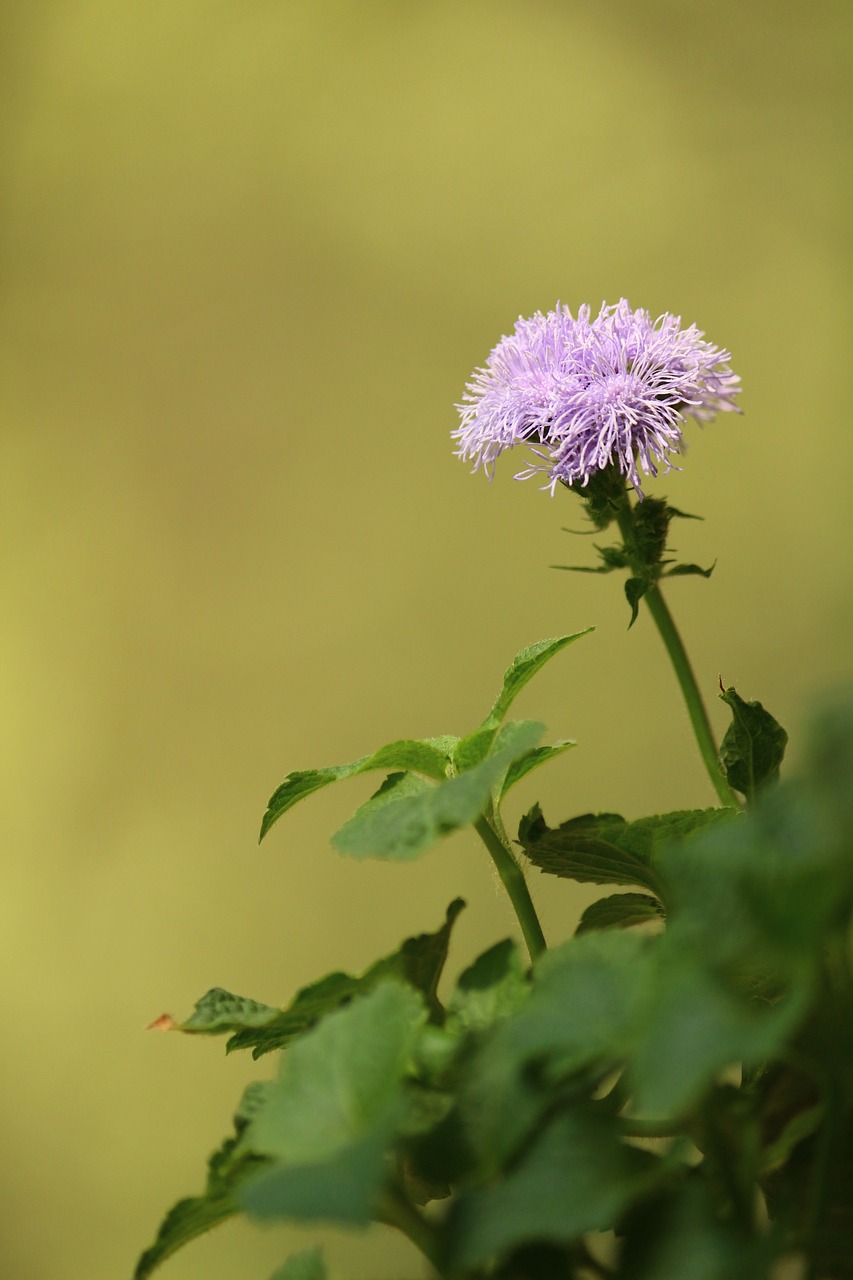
[223, 899, 465, 1057]
[270, 1247, 327, 1280]
[332, 723, 543, 861]
[520, 806, 732, 898]
[133, 1099, 269, 1279]
[663, 561, 716, 579]
[630, 496, 672, 574]
[259, 737, 456, 841]
[620, 1177, 768, 1280]
[444, 1103, 660, 1271]
[625, 576, 650, 627]
[719, 687, 788, 801]
[575, 893, 664, 935]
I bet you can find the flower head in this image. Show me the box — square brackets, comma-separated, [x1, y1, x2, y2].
[453, 300, 740, 496]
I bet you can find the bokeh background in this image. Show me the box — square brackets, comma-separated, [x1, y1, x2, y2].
[1, 3, 851, 1277]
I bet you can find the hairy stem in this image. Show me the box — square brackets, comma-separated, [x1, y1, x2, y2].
[475, 814, 547, 961]
[614, 503, 740, 809]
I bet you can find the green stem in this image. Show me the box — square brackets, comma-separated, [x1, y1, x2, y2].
[376, 1184, 445, 1274]
[614, 505, 739, 809]
[475, 814, 547, 961]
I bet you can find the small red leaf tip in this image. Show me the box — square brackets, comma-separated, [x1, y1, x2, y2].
[146, 1013, 177, 1032]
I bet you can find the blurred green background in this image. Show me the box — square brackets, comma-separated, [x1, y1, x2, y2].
[1, 3, 850, 1277]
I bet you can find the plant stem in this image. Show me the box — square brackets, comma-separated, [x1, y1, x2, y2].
[376, 1185, 445, 1274]
[614, 505, 740, 809]
[475, 814, 547, 961]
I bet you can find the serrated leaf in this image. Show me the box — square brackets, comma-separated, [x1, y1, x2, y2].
[519, 807, 734, 898]
[259, 737, 455, 841]
[482, 632, 593, 727]
[576, 893, 664, 935]
[134, 1100, 269, 1279]
[719, 687, 788, 802]
[444, 1103, 660, 1271]
[240, 982, 425, 1226]
[331, 723, 543, 861]
[223, 899, 465, 1057]
[179, 988, 279, 1037]
[270, 1247, 327, 1280]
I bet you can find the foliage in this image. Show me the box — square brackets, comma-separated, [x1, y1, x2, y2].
[135, 469, 853, 1280]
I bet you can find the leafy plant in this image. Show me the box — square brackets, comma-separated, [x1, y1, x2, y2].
[135, 302, 853, 1279]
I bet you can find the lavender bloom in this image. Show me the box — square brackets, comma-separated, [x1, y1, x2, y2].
[453, 300, 740, 496]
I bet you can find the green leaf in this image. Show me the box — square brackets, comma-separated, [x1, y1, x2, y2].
[447, 939, 529, 1034]
[624, 575, 650, 627]
[332, 723, 544, 861]
[628, 943, 811, 1119]
[444, 1103, 660, 1271]
[259, 737, 456, 841]
[179, 988, 279, 1038]
[457, 931, 654, 1170]
[719, 687, 788, 802]
[519, 806, 733, 898]
[663, 561, 716, 579]
[240, 982, 425, 1226]
[133, 1098, 269, 1279]
[222, 899, 464, 1057]
[270, 1247, 327, 1280]
[575, 892, 664, 935]
[482, 631, 593, 727]
[620, 1177, 766, 1280]
[499, 739, 575, 797]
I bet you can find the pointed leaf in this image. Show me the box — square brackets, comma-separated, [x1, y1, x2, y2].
[179, 988, 279, 1037]
[719, 687, 788, 802]
[332, 723, 543, 861]
[500, 740, 575, 797]
[270, 1247, 327, 1280]
[663, 561, 715, 579]
[576, 893, 664, 935]
[483, 631, 593, 727]
[221, 899, 465, 1057]
[625, 576, 649, 627]
[259, 737, 455, 841]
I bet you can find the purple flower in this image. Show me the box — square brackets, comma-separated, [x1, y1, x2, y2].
[453, 300, 740, 496]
